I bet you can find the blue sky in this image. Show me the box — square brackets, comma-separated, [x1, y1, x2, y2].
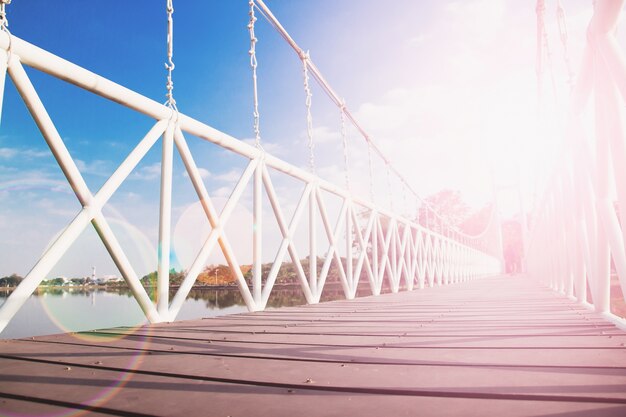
[0, 1, 598, 278]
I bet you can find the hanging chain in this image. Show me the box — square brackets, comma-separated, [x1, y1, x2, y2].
[301, 50, 315, 174]
[165, 0, 177, 112]
[0, 0, 11, 60]
[535, 0, 557, 108]
[415, 195, 420, 223]
[541, 9, 558, 103]
[340, 101, 351, 192]
[386, 164, 394, 212]
[0, 0, 9, 31]
[535, 0, 545, 104]
[556, 0, 574, 91]
[248, 0, 262, 149]
[402, 184, 408, 218]
[367, 140, 375, 203]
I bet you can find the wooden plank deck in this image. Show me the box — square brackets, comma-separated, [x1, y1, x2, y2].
[1, 275, 626, 416]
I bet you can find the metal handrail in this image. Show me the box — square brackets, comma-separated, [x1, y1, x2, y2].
[526, 0, 626, 327]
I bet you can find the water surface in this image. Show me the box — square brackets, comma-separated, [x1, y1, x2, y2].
[0, 285, 363, 339]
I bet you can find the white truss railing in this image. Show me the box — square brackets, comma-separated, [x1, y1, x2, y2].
[250, 0, 505, 259]
[0, 29, 501, 334]
[527, 0, 626, 327]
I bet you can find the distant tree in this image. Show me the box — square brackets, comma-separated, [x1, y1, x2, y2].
[0, 273, 23, 287]
[141, 269, 186, 286]
[49, 277, 65, 286]
[170, 270, 185, 285]
[237, 257, 345, 287]
[417, 189, 471, 233]
[199, 265, 234, 286]
[459, 203, 493, 235]
[141, 271, 158, 286]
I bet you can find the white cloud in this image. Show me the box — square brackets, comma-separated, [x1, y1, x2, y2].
[36, 197, 78, 218]
[408, 34, 430, 47]
[214, 169, 243, 183]
[350, 82, 514, 207]
[444, 0, 505, 27]
[309, 126, 341, 144]
[212, 186, 233, 199]
[124, 191, 141, 201]
[0, 170, 72, 194]
[75, 159, 111, 177]
[0, 147, 48, 160]
[22, 149, 50, 158]
[183, 167, 211, 179]
[240, 138, 286, 157]
[0, 165, 17, 173]
[0, 147, 17, 159]
[131, 162, 162, 181]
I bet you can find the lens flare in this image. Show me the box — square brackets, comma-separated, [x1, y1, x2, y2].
[39, 215, 156, 341]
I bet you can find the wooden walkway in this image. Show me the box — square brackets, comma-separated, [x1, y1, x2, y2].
[1, 275, 626, 416]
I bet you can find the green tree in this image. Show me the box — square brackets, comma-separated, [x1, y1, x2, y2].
[49, 277, 65, 286]
[417, 189, 471, 233]
[141, 269, 186, 286]
[0, 273, 23, 287]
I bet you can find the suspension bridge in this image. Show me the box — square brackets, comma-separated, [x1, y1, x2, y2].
[0, 0, 625, 415]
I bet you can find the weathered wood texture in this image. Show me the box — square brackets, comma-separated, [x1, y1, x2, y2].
[1, 275, 625, 416]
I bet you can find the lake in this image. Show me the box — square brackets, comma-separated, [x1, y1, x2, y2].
[0, 285, 372, 340]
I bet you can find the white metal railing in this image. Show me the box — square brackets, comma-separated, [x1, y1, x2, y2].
[527, 0, 626, 327]
[0, 16, 501, 334]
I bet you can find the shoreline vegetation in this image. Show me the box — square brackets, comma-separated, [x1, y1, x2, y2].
[2, 265, 625, 319]
[0, 258, 352, 293]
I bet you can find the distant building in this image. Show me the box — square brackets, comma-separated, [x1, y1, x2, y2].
[95, 275, 122, 285]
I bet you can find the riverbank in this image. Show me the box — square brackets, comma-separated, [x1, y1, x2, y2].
[0, 281, 342, 294]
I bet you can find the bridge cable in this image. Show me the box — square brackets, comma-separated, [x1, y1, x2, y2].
[415, 195, 420, 226]
[537, 0, 558, 106]
[247, 0, 262, 149]
[535, 0, 544, 108]
[556, 0, 574, 91]
[402, 184, 409, 219]
[340, 100, 351, 192]
[367, 141, 375, 204]
[386, 163, 394, 213]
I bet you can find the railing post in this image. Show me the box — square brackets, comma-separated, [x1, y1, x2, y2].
[309, 184, 318, 298]
[572, 158, 589, 303]
[557, 177, 574, 296]
[157, 121, 175, 318]
[345, 199, 353, 297]
[593, 50, 614, 313]
[253, 160, 263, 305]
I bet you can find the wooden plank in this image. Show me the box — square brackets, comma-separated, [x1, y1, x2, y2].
[1, 275, 626, 416]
